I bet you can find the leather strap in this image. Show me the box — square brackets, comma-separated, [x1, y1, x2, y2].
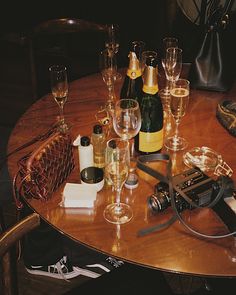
[137, 153, 170, 184]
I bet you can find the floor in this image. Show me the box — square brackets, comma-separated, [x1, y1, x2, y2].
[0, 33, 234, 295]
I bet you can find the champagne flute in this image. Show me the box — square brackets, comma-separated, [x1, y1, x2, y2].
[105, 23, 122, 81]
[159, 37, 178, 110]
[99, 48, 117, 115]
[164, 47, 182, 88]
[161, 38, 178, 85]
[103, 138, 131, 224]
[112, 99, 141, 187]
[165, 79, 190, 151]
[105, 23, 120, 54]
[49, 65, 68, 132]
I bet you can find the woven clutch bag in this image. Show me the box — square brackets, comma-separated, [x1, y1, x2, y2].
[14, 131, 74, 207]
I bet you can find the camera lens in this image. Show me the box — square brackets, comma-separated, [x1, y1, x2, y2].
[147, 191, 171, 213]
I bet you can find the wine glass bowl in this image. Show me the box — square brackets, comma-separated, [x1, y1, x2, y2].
[103, 138, 132, 224]
[164, 47, 182, 85]
[105, 23, 122, 81]
[49, 65, 69, 132]
[160, 37, 178, 97]
[113, 99, 141, 140]
[113, 98, 141, 188]
[99, 48, 118, 114]
[105, 23, 120, 54]
[164, 79, 190, 151]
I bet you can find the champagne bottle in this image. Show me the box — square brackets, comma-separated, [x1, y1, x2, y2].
[135, 56, 163, 154]
[120, 41, 144, 101]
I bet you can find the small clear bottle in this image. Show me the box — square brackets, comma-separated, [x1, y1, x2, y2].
[78, 136, 94, 172]
[91, 124, 106, 169]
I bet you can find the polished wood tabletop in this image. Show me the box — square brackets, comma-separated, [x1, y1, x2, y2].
[7, 66, 236, 277]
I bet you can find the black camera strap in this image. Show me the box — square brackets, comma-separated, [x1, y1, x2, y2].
[137, 153, 236, 239]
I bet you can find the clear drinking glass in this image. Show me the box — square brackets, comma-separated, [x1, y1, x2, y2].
[164, 79, 190, 151]
[99, 48, 118, 115]
[49, 65, 69, 132]
[105, 23, 122, 81]
[113, 99, 141, 184]
[160, 37, 178, 107]
[103, 138, 131, 224]
[159, 40, 180, 138]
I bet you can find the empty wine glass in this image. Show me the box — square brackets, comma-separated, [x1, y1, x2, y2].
[161, 38, 178, 82]
[113, 99, 141, 187]
[159, 41, 180, 138]
[103, 138, 131, 224]
[49, 65, 68, 132]
[165, 79, 190, 151]
[159, 37, 178, 108]
[165, 47, 182, 88]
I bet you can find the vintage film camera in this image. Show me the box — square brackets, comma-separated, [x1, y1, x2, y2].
[148, 167, 233, 213]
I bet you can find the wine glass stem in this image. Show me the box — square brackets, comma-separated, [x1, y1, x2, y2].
[174, 119, 180, 140]
[165, 78, 172, 93]
[115, 187, 121, 207]
[59, 106, 65, 124]
[107, 82, 116, 103]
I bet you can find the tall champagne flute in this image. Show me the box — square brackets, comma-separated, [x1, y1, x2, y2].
[103, 138, 131, 224]
[161, 37, 178, 93]
[49, 65, 68, 132]
[165, 79, 190, 151]
[105, 23, 122, 81]
[164, 47, 182, 88]
[113, 99, 141, 186]
[105, 23, 120, 54]
[99, 48, 118, 115]
[160, 46, 181, 137]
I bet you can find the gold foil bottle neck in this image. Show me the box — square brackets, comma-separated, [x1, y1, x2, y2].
[142, 65, 159, 94]
[127, 52, 142, 79]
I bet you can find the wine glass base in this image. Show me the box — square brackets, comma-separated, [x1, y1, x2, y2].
[103, 203, 133, 224]
[164, 136, 188, 151]
[57, 121, 69, 133]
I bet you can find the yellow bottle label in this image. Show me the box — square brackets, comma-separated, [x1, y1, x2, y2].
[127, 68, 142, 79]
[139, 129, 163, 152]
[142, 84, 158, 94]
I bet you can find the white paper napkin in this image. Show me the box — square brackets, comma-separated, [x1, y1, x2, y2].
[62, 183, 97, 208]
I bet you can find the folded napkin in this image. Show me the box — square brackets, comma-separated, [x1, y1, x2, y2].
[62, 183, 97, 208]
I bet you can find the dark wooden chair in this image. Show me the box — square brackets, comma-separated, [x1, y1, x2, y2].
[0, 210, 176, 295]
[28, 18, 107, 99]
[0, 212, 40, 295]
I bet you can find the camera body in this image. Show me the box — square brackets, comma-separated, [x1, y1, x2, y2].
[148, 167, 222, 213]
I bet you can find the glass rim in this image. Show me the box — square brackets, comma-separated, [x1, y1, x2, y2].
[115, 98, 140, 110]
[166, 47, 182, 53]
[49, 64, 67, 72]
[106, 137, 129, 148]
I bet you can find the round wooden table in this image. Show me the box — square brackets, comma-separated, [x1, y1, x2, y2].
[7, 67, 236, 277]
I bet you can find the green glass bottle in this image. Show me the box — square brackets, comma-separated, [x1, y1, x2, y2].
[135, 55, 163, 154]
[120, 41, 145, 101]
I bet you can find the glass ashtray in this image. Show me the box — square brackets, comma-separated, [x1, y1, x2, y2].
[183, 146, 233, 177]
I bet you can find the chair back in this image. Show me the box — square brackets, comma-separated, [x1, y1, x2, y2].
[0, 213, 40, 295]
[28, 18, 107, 99]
